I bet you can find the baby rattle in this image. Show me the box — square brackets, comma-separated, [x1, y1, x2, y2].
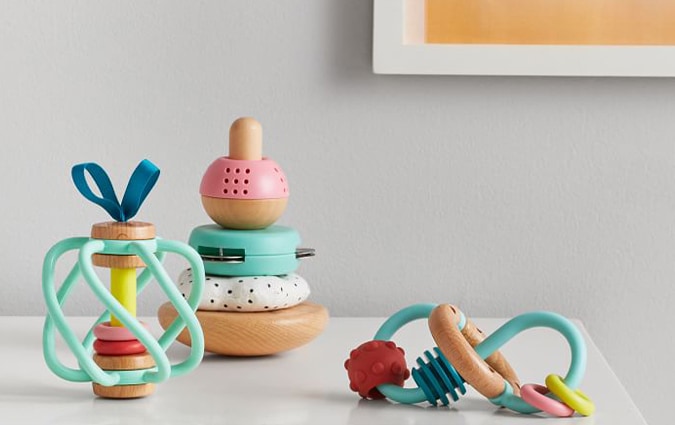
[345, 303, 595, 417]
[158, 117, 328, 356]
[42, 160, 205, 398]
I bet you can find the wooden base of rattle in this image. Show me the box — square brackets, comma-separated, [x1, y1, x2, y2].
[157, 301, 328, 356]
[92, 353, 156, 399]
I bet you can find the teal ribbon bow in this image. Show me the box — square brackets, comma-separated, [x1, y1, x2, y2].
[71, 159, 160, 222]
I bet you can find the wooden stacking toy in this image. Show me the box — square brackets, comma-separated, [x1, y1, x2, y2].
[158, 117, 328, 356]
[345, 303, 595, 417]
[42, 160, 205, 398]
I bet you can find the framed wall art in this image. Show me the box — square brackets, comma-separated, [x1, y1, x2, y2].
[373, 0, 675, 76]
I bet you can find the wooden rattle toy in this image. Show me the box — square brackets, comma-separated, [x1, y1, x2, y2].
[42, 160, 205, 398]
[158, 117, 328, 356]
[345, 303, 595, 417]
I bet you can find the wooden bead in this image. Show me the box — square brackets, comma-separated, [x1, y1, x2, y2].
[157, 301, 329, 356]
[90, 221, 155, 240]
[90, 221, 155, 268]
[201, 196, 288, 230]
[92, 353, 156, 399]
[93, 352, 155, 371]
[92, 383, 155, 399]
[429, 304, 521, 399]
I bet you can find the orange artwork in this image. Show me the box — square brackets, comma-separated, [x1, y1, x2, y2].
[426, 0, 675, 45]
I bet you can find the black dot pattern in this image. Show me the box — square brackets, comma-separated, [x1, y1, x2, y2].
[176, 269, 311, 312]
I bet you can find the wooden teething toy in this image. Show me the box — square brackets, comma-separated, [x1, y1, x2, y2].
[159, 117, 328, 356]
[42, 160, 205, 398]
[345, 303, 595, 416]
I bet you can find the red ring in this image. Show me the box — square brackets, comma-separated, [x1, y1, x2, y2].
[93, 321, 149, 342]
[93, 339, 147, 356]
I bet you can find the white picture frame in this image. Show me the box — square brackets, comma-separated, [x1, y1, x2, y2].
[373, 0, 675, 77]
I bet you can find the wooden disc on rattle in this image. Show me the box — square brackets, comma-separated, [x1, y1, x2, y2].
[91, 221, 155, 268]
[429, 304, 521, 399]
[92, 352, 156, 399]
[92, 382, 155, 399]
[157, 301, 328, 356]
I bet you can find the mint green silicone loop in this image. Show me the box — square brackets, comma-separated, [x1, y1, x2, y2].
[138, 239, 205, 377]
[477, 311, 587, 414]
[42, 236, 204, 386]
[43, 237, 95, 382]
[372, 303, 468, 405]
[80, 250, 168, 352]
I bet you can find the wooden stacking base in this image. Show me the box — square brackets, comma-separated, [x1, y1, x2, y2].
[157, 301, 329, 356]
[92, 352, 156, 399]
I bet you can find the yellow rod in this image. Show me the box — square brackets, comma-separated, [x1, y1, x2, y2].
[110, 268, 137, 327]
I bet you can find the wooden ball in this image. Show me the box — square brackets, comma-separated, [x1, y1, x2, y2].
[201, 196, 288, 230]
[157, 301, 328, 356]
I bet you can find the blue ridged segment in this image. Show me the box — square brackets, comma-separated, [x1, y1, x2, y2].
[411, 347, 466, 406]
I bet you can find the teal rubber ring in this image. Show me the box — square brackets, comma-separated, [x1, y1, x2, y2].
[372, 303, 467, 405]
[477, 311, 587, 413]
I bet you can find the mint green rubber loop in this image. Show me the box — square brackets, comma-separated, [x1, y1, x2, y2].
[81, 250, 167, 350]
[43, 236, 204, 386]
[135, 239, 205, 377]
[373, 303, 437, 340]
[78, 240, 171, 384]
[43, 237, 94, 382]
[42, 238, 171, 383]
[476, 311, 587, 414]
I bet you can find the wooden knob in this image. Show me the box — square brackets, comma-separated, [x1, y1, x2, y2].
[229, 117, 262, 160]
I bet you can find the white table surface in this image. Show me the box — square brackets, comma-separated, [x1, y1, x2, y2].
[0, 316, 646, 425]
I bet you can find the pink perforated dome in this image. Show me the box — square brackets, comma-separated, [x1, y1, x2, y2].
[200, 157, 289, 200]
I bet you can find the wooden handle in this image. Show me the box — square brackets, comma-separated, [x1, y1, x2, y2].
[229, 117, 262, 160]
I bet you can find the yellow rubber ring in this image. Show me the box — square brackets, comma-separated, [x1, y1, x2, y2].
[545, 374, 595, 416]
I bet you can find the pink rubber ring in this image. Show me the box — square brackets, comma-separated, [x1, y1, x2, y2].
[93, 321, 149, 342]
[93, 339, 147, 356]
[521, 383, 574, 417]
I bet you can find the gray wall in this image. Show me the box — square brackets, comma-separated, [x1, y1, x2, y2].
[2, 1, 670, 423]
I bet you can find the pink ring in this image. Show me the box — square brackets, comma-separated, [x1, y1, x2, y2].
[521, 383, 574, 417]
[93, 321, 149, 342]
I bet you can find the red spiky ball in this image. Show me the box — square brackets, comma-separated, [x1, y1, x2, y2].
[344, 340, 410, 399]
